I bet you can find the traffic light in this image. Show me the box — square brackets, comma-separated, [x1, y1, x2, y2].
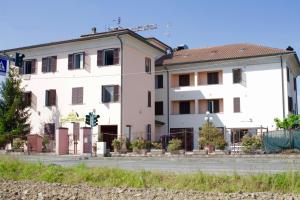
[85, 114, 91, 125]
[15, 52, 25, 67]
[92, 115, 100, 127]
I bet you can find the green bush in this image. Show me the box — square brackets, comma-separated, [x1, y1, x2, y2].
[241, 134, 262, 153]
[112, 139, 123, 152]
[12, 138, 25, 150]
[199, 122, 227, 150]
[151, 141, 162, 150]
[167, 139, 182, 152]
[131, 138, 146, 151]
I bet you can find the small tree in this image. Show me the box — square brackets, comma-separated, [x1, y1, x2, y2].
[0, 68, 30, 147]
[274, 114, 300, 130]
[199, 122, 227, 150]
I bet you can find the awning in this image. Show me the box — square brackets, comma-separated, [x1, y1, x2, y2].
[155, 120, 165, 126]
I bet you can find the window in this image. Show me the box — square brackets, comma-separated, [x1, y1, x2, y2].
[233, 97, 240, 113]
[145, 57, 151, 74]
[179, 74, 190, 86]
[207, 72, 219, 84]
[21, 60, 36, 74]
[155, 101, 164, 115]
[287, 67, 290, 82]
[155, 75, 163, 89]
[68, 53, 84, 70]
[97, 48, 120, 66]
[72, 87, 83, 105]
[42, 56, 57, 73]
[294, 78, 297, 91]
[148, 91, 151, 107]
[179, 101, 190, 114]
[208, 100, 220, 113]
[22, 92, 32, 107]
[44, 123, 55, 140]
[146, 124, 151, 141]
[288, 96, 293, 112]
[45, 89, 56, 106]
[102, 85, 119, 103]
[233, 68, 242, 83]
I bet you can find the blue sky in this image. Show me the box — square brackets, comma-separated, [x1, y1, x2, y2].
[1, 0, 300, 108]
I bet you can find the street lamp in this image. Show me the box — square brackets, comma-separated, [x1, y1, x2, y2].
[204, 111, 213, 123]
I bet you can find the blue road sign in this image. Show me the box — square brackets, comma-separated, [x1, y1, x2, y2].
[0, 57, 8, 74]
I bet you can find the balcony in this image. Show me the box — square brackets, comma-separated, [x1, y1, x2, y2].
[171, 100, 195, 115]
[198, 71, 223, 85]
[171, 73, 195, 88]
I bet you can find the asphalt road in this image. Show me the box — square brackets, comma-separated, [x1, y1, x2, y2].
[10, 154, 300, 174]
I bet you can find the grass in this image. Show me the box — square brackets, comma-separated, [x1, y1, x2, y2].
[0, 157, 300, 194]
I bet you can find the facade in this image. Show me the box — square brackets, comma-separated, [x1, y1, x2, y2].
[2, 29, 166, 153]
[155, 44, 300, 150]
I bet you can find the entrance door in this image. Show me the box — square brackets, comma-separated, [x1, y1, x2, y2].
[100, 125, 118, 152]
[170, 128, 194, 151]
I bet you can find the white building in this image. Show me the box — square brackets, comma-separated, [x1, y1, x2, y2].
[155, 44, 300, 150]
[2, 29, 167, 152]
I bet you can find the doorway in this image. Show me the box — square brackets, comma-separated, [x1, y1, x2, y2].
[100, 125, 118, 152]
[170, 128, 194, 151]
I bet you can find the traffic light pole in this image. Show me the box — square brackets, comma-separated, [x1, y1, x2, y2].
[89, 112, 94, 157]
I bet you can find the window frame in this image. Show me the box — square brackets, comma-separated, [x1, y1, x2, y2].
[178, 74, 190, 87]
[155, 101, 164, 115]
[72, 87, 84, 105]
[102, 85, 119, 103]
[103, 49, 115, 66]
[208, 99, 220, 113]
[155, 75, 163, 89]
[207, 72, 219, 85]
[73, 53, 84, 69]
[148, 91, 151, 107]
[179, 101, 190, 114]
[233, 97, 241, 113]
[232, 68, 242, 84]
[145, 57, 151, 74]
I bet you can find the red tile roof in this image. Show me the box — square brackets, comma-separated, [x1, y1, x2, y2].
[156, 43, 292, 66]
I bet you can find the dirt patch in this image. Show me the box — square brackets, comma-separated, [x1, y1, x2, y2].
[0, 180, 299, 200]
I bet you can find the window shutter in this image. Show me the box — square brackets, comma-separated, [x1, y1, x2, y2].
[49, 90, 56, 106]
[45, 90, 49, 106]
[72, 88, 77, 104]
[113, 48, 120, 65]
[233, 97, 240, 113]
[42, 58, 48, 72]
[148, 91, 151, 107]
[51, 56, 57, 72]
[68, 54, 74, 70]
[78, 87, 83, 104]
[31, 59, 36, 74]
[113, 85, 119, 102]
[214, 100, 220, 113]
[97, 50, 103, 66]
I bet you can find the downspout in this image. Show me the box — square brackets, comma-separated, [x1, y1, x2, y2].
[164, 66, 170, 136]
[280, 55, 286, 118]
[117, 35, 123, 140]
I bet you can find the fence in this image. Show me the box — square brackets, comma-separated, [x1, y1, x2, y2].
[263, 130, 300, 153]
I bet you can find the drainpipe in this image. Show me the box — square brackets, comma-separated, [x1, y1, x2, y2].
[117, 35, 123, 140]
[280, 55, 286, 118]
[164, 66, 170, 136]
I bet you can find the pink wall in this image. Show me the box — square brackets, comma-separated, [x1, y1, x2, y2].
[27, 134, 43, 152]
[82, 127, 91, 153]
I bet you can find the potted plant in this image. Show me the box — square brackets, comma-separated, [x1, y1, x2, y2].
[112, 138, 123, 153]
[199, 122, 227, 153]
[12, 138, 25, 152]
[167, 139, 182, 154]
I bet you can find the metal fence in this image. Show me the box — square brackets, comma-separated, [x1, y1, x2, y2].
[263, 130, 300, 153]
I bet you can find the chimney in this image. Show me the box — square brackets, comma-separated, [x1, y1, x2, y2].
[91, 27, 97, 34]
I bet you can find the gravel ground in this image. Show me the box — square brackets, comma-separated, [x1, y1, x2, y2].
[0, 180, 299, 200]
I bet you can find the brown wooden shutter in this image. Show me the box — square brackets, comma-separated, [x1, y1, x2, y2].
[113, 85, 119, 102]
[31, 59, 36, 74]
[233, 97, 240, 113]
[78, 87, 83, 104]
[42, 58, 48, 72]
[51, 56, 57, 72]
[68, 54, 74, 70]
[97, 50, 103, 66]
[113, 48, 120, 65]
[72, 88, 77, 104]
[49, 90, 56, 106]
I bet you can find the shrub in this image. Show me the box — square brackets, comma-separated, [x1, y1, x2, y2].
[131, 138, 146, 151]
[12, 138, 25, 150]
[241, 134, 262, 153]
[199, 122, 227, 150]
[112, 139, 123, 152]
[167, 139, 182, 152]
[151, 141, 162, 150]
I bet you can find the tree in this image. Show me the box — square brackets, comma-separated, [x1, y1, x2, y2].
[0, 68, 30, 147]
[274, 114, 300, 130]
[199, 122, 227, 150]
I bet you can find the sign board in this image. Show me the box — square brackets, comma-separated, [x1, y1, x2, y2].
[0, 57, 8, 75]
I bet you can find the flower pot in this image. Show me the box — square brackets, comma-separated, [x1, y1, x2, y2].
[204, 144, 215, 153]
